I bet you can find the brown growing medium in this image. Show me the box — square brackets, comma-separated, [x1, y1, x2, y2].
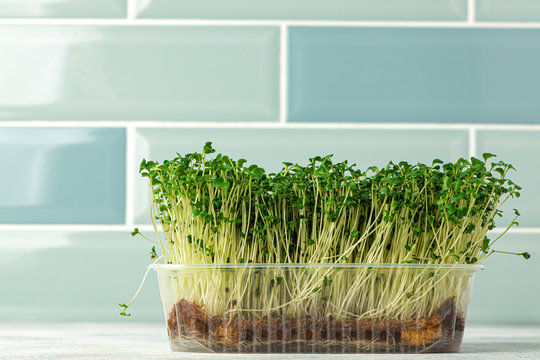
[167, 297, 465, 353]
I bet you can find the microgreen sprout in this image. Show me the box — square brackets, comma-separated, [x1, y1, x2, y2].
[150, 246, 157, 260]
[121, 143, 528, 320]
[119, 303, 130, 317]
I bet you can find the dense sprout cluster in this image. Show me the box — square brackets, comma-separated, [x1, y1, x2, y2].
[138, 142, 525, 266]
[121, 143, 528, 320]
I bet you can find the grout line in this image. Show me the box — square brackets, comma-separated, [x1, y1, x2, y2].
[2, 121, 540, 130]
[133, 224, 155, 232]
[279, 24, 288, 125]
[0, 18, 540, 28]
[126, 0, 137, 20]
[0, 224, 538, 234]
[0, 224, 134, 231]
[489, 227, 540, 234]
[125, 126, 136, 227]
[0, 224, 156, 232]
[468, 127, 477, 158]
[467, 0, 476, 24]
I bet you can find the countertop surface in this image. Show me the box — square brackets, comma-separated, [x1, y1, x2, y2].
[1, 323, 539, 359]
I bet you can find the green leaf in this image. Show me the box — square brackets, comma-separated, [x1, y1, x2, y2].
[514, 208, 521, 216]
[323, 276, 333, 286]
[203, 141, 215, 154]
[471, 157, 484, 169]
[130, 228, 140, 237]
[522, 252, 531, 260]
[442, 176, 451, 191]
[482, 237, 490, 251]
[493, 167, 505, 177]
[482, 153, 496, 162]
[312, 287, 321, 293]
[119, 303, 131, 317]
[214, 178, 230, 190]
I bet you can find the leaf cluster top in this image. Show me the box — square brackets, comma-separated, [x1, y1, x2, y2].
[138, 142, 527, 265]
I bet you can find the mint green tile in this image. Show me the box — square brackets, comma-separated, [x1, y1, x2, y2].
[0, 26, 278, 121]
[477, 0, 540, 22]
[0, 128, 125, 224]
[0, 0, 126, 18]
[289, 27, 540, 123]
[0, 231, 161, 321]
[135, 0, 466, 21]
[0, 230, 536, 323]
[134, 128, 467, 224]
[468, 234, 540, 324]
[476, 130, 540, 227]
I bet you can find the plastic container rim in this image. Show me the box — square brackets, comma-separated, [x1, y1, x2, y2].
[149, 263, 484, 271]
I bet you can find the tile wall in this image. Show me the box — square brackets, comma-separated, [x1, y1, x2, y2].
[0, 0, 539, 323]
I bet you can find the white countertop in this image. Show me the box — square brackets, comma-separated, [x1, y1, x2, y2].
[1, 323, 539, 360]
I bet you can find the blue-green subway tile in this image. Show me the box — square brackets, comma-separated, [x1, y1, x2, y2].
[0, 128, 125, 224]
[289, 27, 540, 124]
[0, 26, 279, 121]
[468, 234, 540, 324]
[0, 231, 162, 321]
[476, 130, 540, 227]
[0, 0, 126, 18]
[134, 128, 468, 223]
[477, 0, 540, 22]
[0, 230, 534, 323]
[135, 0, 466, 21]
[0, 230, 533, 323]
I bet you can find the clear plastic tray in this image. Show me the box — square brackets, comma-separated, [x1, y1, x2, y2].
[151, 263, 482, 353]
